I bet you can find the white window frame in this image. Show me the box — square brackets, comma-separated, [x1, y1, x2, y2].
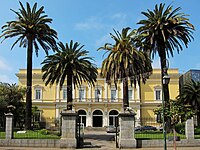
[154, 86, 162, 100]
[62, 87, 67, 101]
[111, 87, 117, 101]
[95, 86, 102, 102]
[79, 86, 86, 102]
[34, 86, 42, 101]
[128, 87, 134, 101]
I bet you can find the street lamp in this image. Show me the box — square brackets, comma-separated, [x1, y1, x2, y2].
[162, 67, 170, 150]
[163, 74, 170, 85]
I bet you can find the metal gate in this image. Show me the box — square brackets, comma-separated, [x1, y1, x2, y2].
[76, 115, 84, 148]
[115, 116, 119, 148]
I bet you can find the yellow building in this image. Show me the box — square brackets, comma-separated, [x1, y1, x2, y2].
[16, 68, 179, 127]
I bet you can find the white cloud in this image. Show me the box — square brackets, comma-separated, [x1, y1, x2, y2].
[0, 74, 16, 84]
[0, 57, 12, 71]
[75, 13, 127, 31]
[74, 16, 105, 30]
[95, 34, 111, 48]
[111, 13, 127, 20]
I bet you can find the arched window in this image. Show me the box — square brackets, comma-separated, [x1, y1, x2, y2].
[78, 110, 87, 126]
[109, 110, 119, 126]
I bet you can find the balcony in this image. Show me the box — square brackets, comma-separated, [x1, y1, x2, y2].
[73, 98, 123, 103]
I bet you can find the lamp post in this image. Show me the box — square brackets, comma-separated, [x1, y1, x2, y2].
[162, 67, 170, 150]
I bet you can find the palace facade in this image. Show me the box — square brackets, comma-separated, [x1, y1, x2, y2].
[16, 68, 179, 127]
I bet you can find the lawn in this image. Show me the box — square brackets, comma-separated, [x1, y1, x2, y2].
[0, 130, 60, 139]
[135, 131, 186, 140]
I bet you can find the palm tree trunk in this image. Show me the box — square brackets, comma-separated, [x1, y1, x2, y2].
[25, 37, 33, 130]
[160, 54, 171, 133]
[123, 79, 129, 110]
[67, 72, 73, 110]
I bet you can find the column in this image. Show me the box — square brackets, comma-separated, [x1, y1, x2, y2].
[56, 84, 60, 118]
[87, 107, 92, 127]
[88, 85, 91, 102]
[55, 106, 60, 118]
[5, 113, 13, 139]
[104, 81, 108, 102]
[118, 112, 136, 148]
[56, 84, 60, 102]
[135, 106, 141, 126]
[136, 82, 140, 100]
[120, 82, 123, 99]
[185, 118, 194, 140]
[72, 83, 75, 99]
[60, 110, 78, 148]
[103, 105, 108, 127]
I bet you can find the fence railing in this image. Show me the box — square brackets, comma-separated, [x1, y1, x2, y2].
[135, 118, 184, 140]
[12, 118, 61, 139]
[0, 128, 5, 139]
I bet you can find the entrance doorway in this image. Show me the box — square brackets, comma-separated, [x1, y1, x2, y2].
[78, 110, 87, 126]
[92, 110, 103, 127]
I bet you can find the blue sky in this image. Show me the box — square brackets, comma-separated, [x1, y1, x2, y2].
[0, 0, 199, 83]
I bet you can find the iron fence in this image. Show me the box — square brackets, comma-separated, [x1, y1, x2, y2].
[13, 118, 61, 139]
[0, 127, 5, 139]
[135, 118, 185, 140]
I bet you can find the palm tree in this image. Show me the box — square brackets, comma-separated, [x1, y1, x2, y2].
[137, 3, 194, 129]
[41, 40, 98, 110]
[0, 2, 57, 129]
[178, 80, 200, 124]
[99, 27, 152, 110]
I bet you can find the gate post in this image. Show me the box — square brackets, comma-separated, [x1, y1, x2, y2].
[60, 110, 78, 148]
[185, 118, 194, 140]
[5, 113, 14, 139]
[118, 111, 136, 148]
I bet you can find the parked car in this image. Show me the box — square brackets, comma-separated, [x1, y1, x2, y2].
[135, 125, 157, 131]
[134, 126, 142, 131]
[106, 125, 120, 133]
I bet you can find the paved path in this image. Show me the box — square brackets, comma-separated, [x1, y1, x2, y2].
[82, 130, 116, 149]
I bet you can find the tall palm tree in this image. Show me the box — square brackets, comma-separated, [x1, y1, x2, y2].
[99, 27, 152, 110]
[42, 40, 98, 110]
[178, 80, 200, 124]
[0, 2, 57, 129]
[137, 3, 194, 129]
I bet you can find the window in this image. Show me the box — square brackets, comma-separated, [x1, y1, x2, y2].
[128, 89, 133, 100]
[154, 86, 162, 100]
[63, 88, 67, 100]
[79, 88, 85, 101]
[95, 88, 101, 102]
[35, 88, 42, 100]
[111, 89, 116, 101]
[155, 90, 161, 100]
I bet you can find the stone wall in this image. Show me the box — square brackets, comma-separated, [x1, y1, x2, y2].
[1, 139, 200, 148]
[137, 139, 200, 148]
[0, 139, 60, 147]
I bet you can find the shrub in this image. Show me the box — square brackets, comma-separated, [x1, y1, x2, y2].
[175, 122, 185, 134]
[195, 127, 200, 135]
[39, 129, 49, 135]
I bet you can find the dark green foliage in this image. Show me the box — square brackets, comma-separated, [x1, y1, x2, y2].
[0, 82, 26, 129]
[175, 123, 185, 134]
[42, 40, 98, 110]
[98, 27, 152, 109]
[194, 127, 200, 135]
[38, 129, 49, 135]
[0, 1, 57, 130]
[138, 3, 194, 131]
[177, 79, 200, 124]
